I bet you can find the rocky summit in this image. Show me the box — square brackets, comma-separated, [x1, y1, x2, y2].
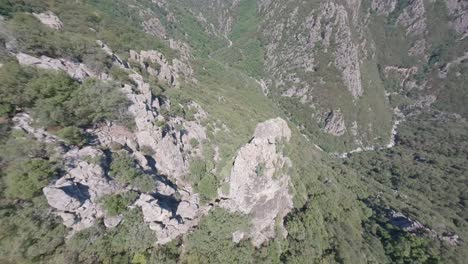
[0, 0, 467, 263]
[220, 118, 293, 247]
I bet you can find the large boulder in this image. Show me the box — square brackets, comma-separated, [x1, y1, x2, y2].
[323, 110, 346, 136]
[135, 194, 172, 223]
[220, 118, 293, 247]
[16, 53, 95, 81]
[33, 11, 63, 30]
[43, 186, 83, 211]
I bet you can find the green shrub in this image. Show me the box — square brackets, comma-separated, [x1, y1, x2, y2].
[110, 65, 133, 84]
[66, 208, 155, 263]
[26, 72, 78, 126]
[4, 159, 56, 200]
[189, 158, 218, 202]
[9, 13, 92, 59]
[0, 60, 38, 116]
[183, 209, 252, 263]
[189, 138, 199, 148]
[101, 192, 138, 216]
[0, 196, 66, 262]
[66, 79, 133, 128]
[109, 153, 154, 192]
[0, 0, 45, 17]
[196, 173, 217, 202]
[55, 126, 86, 145]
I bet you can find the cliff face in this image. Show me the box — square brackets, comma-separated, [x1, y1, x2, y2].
[189, 0, 467, 152]
[220, 118, 293, 247]
[191, 0, 394, 152]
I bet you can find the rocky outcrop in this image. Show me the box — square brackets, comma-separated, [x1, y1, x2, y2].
[96, 40, 130, 70]
[16, 53, 96, 82]
[14, 102, 209, 243]
[129, 49, 193, 87]
[33, 11, 63, 30]
[264, 2, 363, 100]
[334, 5, 363, 98]
[446, 0, 468, 38]
[92, 42, 204, 181]
[397, 0, 426, 36]
[142, 17, 167, 39]
[323, 110, 346, 136]
[371, 0, 397, 15]
[384, 66, 419, 89]
[14, 40, 210, 244]
[220, 118, 293, 247]
[388, 210, 460, 246]
[134, 188, 209, 245]
[12, 113, 61, 144]
[13, 113, 124, 233]
[42, 147, 124, 234]
[184, 0, 240, 36]
[439, 51, 468, 78]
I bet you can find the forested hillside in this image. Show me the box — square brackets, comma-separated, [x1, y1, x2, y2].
[0, 0, 466, 263]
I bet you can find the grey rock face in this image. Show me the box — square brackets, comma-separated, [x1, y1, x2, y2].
[220, 118, 293, 247]
[323, 110, 346, 136]
[142, 17, 167, 39]
[134, 190, 208, 245]
[263, 2, 363, 100]
[16, 53, 95, 82]
[45, 147, 123, 234]
[371, 0, 397, 15]
[388, 210, 460, 246]
[135, 194, 173, 222]
[104, 215, 123, 228]
[12, 113, 61, 144]
[33, 11, 63, 30]
[43, 186, 83, 211]
[446, 0, 468, 37]
[334, 5, 363, 98]
[396, 0, 426, 36]
[129, 49, 193, 87]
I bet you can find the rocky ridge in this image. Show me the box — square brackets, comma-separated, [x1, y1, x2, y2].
[323, 110, 347, 136]
[16, 10, 297, 247]
[12, 13, 210, 244]
[16, 52, 98, 82]
[220, 118, 293, 247]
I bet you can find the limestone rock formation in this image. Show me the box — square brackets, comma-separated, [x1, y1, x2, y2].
[16, 53, 95, 81]
[142, 17, 167, 39]
[263, 2, 363, 100]
[446, 0, 468, 37]
[220, 118, 293, 247]
[12, 113, 61, 144]
[129, 49, 193, 87]
[14, 107, 209, 243]
[323, 110, 346, 136]
[134, 189, 208, 245]
[371, 0, 396, 15]
[396, 0, 426, 36]
[42, 146, 123, 233]
[13, 39, 210, 243]
[33, 11, 63, 30]
[388, 210, 461, 246]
